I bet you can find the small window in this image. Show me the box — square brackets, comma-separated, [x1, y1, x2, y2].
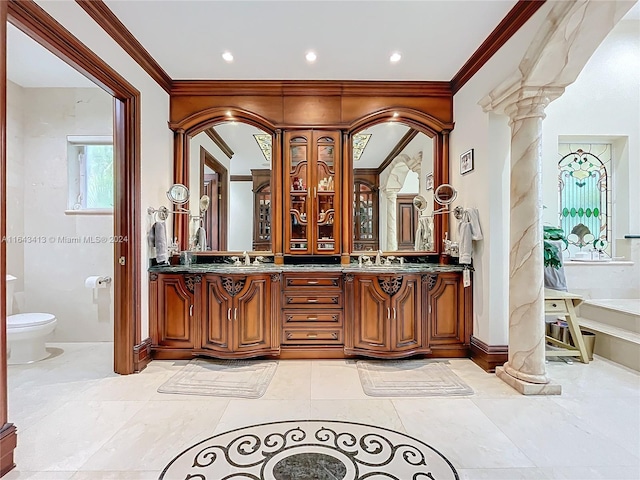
[67, 136, 114, 213]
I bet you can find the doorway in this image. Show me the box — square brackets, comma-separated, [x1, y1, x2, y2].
[200, 147, 227, 251]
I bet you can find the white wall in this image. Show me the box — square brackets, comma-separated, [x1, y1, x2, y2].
[7, 86, 115, 341]
[451, 3, 553, 345]
[542, 18, 640, 255]
[6, 81, 25, 298]
[35, 0, 173, 340]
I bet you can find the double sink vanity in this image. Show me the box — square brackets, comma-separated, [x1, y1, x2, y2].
[148, 80, 472, 362]
[149, 260, 471, 360]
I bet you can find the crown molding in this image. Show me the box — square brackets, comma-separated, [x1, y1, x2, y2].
[451, 0, 547, 94]
[75, 0, 172, 94]
[171, 80, 453, 97]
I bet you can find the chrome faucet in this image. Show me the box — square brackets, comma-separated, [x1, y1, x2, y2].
[243, 251, 251, 266]
[253, 255, 264, 266]
[230, 256, 241, 266]
[375, 250, 383, 265]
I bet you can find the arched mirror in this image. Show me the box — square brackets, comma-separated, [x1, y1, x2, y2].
[351, 122, 436, 253]
[188, 121, 273, 252]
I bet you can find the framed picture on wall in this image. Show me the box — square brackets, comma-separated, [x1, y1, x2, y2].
[460, 149, 474, 175]
[426, 173, 434, 190]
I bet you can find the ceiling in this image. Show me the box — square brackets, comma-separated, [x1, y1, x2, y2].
[6, 1, 640, 87]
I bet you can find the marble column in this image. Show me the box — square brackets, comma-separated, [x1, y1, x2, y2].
[486, 87, 564, 395]
[385, 190, 398, 251]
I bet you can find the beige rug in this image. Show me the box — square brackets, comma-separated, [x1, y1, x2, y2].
[356, 359, 474, 397]
[158, 358, 278, 398]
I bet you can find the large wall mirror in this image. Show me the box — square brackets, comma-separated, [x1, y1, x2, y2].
[188, 121, 273, 252]
[351, 122, 437, 254]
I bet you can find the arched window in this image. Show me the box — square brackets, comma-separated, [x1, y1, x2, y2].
[558, 144, 611, 256]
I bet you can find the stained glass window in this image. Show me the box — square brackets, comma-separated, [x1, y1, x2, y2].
[558, 143, 611, 257]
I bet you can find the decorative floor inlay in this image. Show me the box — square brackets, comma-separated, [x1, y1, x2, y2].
[157, 358, 278, 398]
[356, 360, 474, 397]
[160, 420, 458, 479]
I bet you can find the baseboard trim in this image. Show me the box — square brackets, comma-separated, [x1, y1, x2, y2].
[133, 337, 152, 373]
[0, 423, 17, 477]
[470, 336, 508, 373]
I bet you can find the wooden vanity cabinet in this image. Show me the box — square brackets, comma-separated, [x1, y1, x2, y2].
[345, 273, 426, 358]
[149, 273, 201, 355]
[200, 274, 279, 358]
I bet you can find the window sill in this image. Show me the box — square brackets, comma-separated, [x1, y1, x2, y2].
[64, 209, 113, 216]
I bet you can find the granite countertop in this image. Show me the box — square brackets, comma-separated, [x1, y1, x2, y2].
[149, 263, 468, 274]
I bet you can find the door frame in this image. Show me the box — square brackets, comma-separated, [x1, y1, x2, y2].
[200, 146, 227, 250]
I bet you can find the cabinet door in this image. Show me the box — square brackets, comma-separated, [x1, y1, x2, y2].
[157, 275, 195, 348]
[285, 131, 312, 254]
[312, 131, 340, 254]
[352, 275, 389, 352]
[428, 273, 466, 345]
[201, 275, 233, 352]
[392, 275, 422, 351]
[233, 275, 273, 353]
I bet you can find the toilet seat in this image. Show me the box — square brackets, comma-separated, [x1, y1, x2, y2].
[8, 313, 56, 328]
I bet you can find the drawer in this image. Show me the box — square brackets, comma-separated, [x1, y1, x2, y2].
[282, 328, 343, 345]
[283, 310, 343, 327]
[545, 299, 567, 314]
[284, 293, 342, 307]
[284, 275, 342, 289]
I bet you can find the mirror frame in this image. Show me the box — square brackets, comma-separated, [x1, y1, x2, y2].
[347, 108, 453, 256]
[169, 108, 280, 256]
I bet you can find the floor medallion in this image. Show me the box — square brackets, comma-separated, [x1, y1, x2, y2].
[160, 420, 458, 479]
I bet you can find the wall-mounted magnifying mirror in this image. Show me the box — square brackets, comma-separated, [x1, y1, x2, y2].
[167, 183, 190, 205]
[352, 121, 436, 253]
[434, 183, 457, 206]
[413, 194, 428, 212]
[189, 121, 272, 252]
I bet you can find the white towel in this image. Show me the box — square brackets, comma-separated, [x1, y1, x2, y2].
[195, 226, 207, 251]
[414, 216, 433, 251]
[458, 208, 482, 264]
[148, 221, 169, 264]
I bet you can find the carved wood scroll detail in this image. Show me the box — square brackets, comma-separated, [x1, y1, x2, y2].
[422, 274, 438, 291]
[344, 273, 354, 283]
[271, 273, 281, 282]
[222, 277, 246, 297]
[184, 274, 202, 293]
[149, 273, 158, 281]
[378, 276, 403, 296]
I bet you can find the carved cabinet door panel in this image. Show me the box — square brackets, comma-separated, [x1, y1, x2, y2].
[427, 273, 466, 345]
[233, 275, 272, 353]
[391, 275, 422, 352]
[201, 275, 233, 352]
[352, 274, 389, 352]
[157, 274, 196, 348]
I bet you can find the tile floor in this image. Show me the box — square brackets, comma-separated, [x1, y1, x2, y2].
[5, 343, 640, 480]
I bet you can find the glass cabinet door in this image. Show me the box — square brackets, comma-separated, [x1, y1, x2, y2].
[287, 134, 310, 253]
[315, 135, 337, 253]
[353, 180, 378, 251]
[285, 130, 341, 255]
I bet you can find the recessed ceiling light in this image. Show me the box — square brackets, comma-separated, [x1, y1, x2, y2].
[390, 52, 402, 63]
[222, 51, 234, 62]
[306, 51, 317, 63]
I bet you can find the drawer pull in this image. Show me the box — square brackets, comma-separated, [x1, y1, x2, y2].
[307, 298, 319, 303]
[307, 316, 318, 320]
[307, 333, 318, 338]
[307, 281, 319, 285]
[551, 303, 557, 307]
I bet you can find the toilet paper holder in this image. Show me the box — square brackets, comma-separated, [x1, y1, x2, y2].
[85, 276, 112, 288]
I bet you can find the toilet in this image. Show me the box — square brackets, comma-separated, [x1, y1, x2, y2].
[6, 275, 57, 364]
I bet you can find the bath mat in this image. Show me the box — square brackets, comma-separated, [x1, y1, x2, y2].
[357, 359, 473, 397]
[157, 358, 278, 398]
[160, 420, 458, 480]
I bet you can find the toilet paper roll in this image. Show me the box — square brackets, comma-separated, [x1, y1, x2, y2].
[85, 276, 108, 289]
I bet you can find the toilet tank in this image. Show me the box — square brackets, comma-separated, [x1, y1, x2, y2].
[6, 275, 16, 316]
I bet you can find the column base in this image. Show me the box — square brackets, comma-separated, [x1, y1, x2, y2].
[496, 366, 562, 395]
